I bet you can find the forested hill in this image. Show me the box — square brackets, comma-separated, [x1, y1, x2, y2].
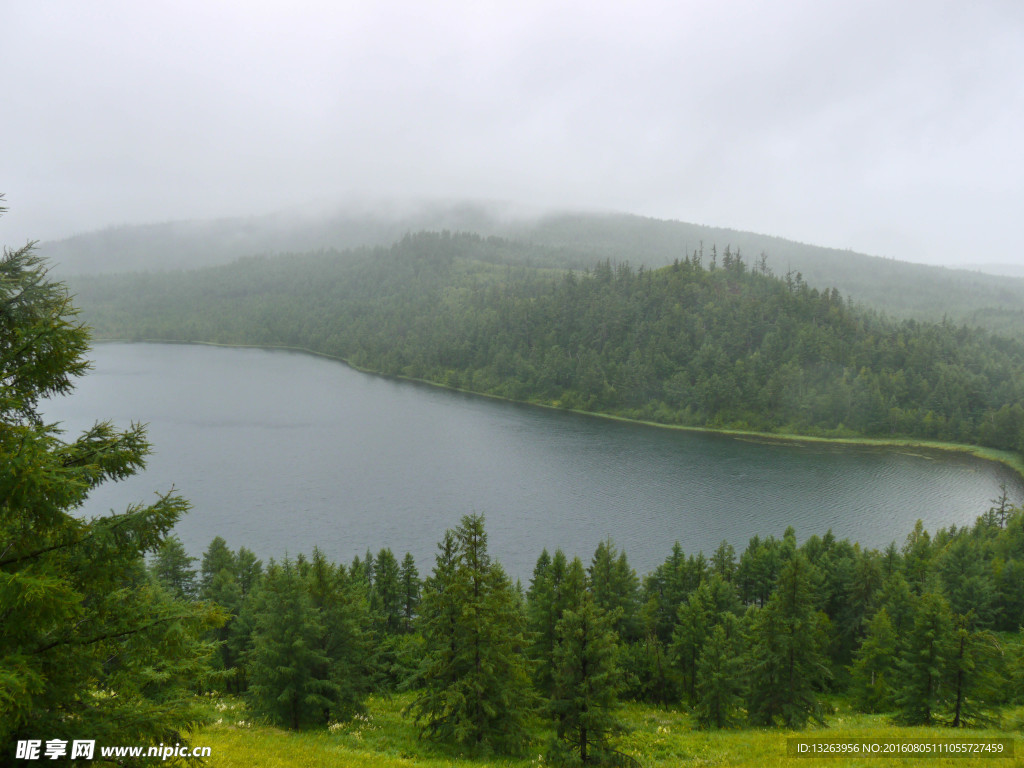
[73, 231, 1024, 456]
[42, 204, 1024, 336]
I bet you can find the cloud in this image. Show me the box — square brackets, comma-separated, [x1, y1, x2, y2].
[2, 0, 1022, 266]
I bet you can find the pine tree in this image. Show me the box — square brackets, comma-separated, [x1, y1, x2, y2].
[371, 547, 403, 635]
[235, 546, 263, 597]
[549, 574, 624, 763]
[693, 614, 745, 729]
[947, 615, 1002, 728]
[526, 548, 558, 695]
[849, 608, 898, 712]
[745, 553, 831, 727]
[399, 552, 421, 634]
[199, 535, 237, 598]
[149, 534, 198, 600]
[894, 591, 954, 725]
[247, 557, 341, 729]
[0, 206, 219, 753]
[407, 515, 533, 753]
[589, 539, 640, 642]
[672, 574, 743, 705]
[307, 548, 370, 719]
[527, 548, 576, 698]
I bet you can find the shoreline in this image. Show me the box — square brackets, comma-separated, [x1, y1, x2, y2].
[93, 337, 1024, 485]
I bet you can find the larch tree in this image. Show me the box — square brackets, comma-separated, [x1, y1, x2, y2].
[745, 553, 831, 727]
[407, 514, 533, 754]
[0, 201, 220, 755]
[548, 556, 624, 763]
[894, 591, 955, 725]
[246, 557, 341, 729]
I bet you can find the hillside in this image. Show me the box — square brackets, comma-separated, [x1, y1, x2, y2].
[72, 232, 1024, 457]
[45, 203, 1024, 336]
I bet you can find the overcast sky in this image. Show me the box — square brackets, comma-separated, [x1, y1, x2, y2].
[2, 1, 1022, 266]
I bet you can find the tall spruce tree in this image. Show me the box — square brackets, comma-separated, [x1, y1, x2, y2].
[894, 591, 955, 725]
[849, 607, 898, 712]
[549, 567, 624, 764]
[149, 534, 198, 600]
[306, 548, 370, 719]
[371, 547, 403, 636]
[407, 515, 533, 753]
[0, 204, 219, 754]
[948, 617, 1002, 728]
[527, 548, 575, 698]
[247, 557, 341, 729]
[589, 539, 640, 642]
[399, 552, 421, 634]
[745, 553, 831, 727]
[693, 613, 745, 729]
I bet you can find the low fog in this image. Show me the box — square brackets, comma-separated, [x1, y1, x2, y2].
[2, 1, 1023, 270]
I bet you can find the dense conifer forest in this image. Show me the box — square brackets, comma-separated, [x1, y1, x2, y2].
[46, 208, 1024, 338]
[158, 503, 1024, 761]
[6, 204, 1024, 766]
[74, 231, 1024, 456]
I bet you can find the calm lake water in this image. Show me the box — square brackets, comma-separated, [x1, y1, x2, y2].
[44, 343, 1024, 579]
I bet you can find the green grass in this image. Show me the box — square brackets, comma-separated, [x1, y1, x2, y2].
[192, 694, 1023, 768]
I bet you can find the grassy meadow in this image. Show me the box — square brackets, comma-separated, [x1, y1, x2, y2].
[195, 694, 1024, 768]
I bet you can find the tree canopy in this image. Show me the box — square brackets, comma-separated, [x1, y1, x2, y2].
[0, 200, 218, 755]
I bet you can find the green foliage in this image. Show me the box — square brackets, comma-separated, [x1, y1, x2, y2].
[849, 608, 899, 712]
[71, 232, 1024, 456]
[588, 539, 640, 644]
[246, 557, 341, 729]
[671, 575, 743, 706]
[407, 515, 534, 754]
[745, 553, 831, 727]
[371, 548, 403, 636]
[894, 591, 955, 725]
[693, 614, 746, 729]
[548, 572, 624, 764]
[399, 552, 421, 634]
[0, 205, 219, 755]
[150, 534, 199, 600]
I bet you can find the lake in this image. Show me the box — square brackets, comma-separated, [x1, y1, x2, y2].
[44, 343, 1024, 580]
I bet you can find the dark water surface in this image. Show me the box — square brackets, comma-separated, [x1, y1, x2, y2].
[44, 343, 1024, 579]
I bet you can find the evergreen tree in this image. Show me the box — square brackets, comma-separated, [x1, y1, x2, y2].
[199, 535, 236, 598]
[894, 591, 955, 725]
[549, 575, 624, 763]
[589, 539, 640, 642]
[849, 607, 898, 712]
[527, 548, 574, 698]
[710, 540, 737, 581]
[693, 614, 745, 729]
[408, 515, 533, 753]
[641, 541, 689, 644]
[247, 557, 340, 729]
[0, 208, 219, 753]
[149, 534, 198, 600]
[371, 547, 403, 635]
[307, 548, 370, 718]
[399, 552, 421, 634]
[938, 536, 998, 629]
[672, 574, 743, 705]
[947, 616, 1002, 728]
[235, 546, 263, 597]
[208, 567, 248, 693]
[745, 553, 831, 727]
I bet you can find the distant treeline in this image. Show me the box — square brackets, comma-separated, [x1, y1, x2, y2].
[49, 207, 1024, 336]
[153, 502, 1024, 759]
[74, 232, 1024, 455]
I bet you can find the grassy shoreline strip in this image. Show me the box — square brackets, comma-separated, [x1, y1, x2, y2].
[93, 337, 1024, 483]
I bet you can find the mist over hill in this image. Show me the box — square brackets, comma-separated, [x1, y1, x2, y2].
[46, 201, 1024, 336]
